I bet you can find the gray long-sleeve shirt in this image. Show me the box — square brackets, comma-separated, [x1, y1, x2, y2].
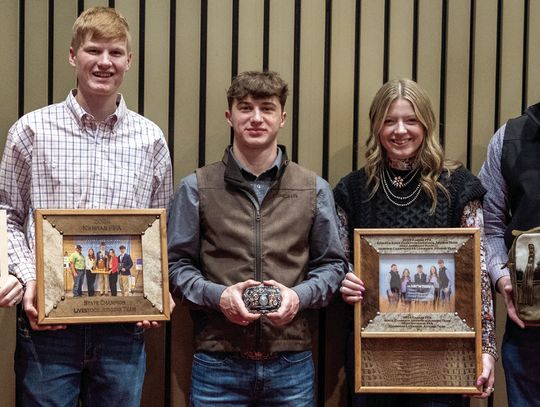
[478, 124, 511, 285]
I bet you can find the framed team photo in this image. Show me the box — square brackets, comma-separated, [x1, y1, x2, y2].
[35, 209, 170, 324]
[354, 228, 482, 394]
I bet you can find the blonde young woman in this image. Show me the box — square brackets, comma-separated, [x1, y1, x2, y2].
[334, 79, 496, 406]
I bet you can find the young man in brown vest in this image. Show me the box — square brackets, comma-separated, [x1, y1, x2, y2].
[168, 71, 347, 406]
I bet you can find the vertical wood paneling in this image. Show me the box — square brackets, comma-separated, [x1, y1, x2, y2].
[416, 0, 442, 126]
[328, 0, 355, 186]
[466, 0, 476, 168]
[169, 4, 200, 401]
[322, 0, 332, 183]
[445, 0, 470, 164]
[352, 0, 361, 170]
[84, 0, 109, 8]
[2, 1, 540, 406]
[292, 0, 302, 161]
[137, 0, 146, 114]
[237, 0, 264, 72]
[0, 309, 16, 406]
[143, 1, 170, 137]
[388, 0, 413, 80]
[139, 4, 171, 407]
[0, 3, 19, 404]
[357, 0, 385, 169]
[297, 0, 325, 174]
[268, 0, 295, 153]
[204, 0, 232, 164]
[24, 1, 49, 113]
[470, 0, 497, 174]
[527, 0, 540, 107]
[499, 0, 524, 126]
[521, 0, 529, 111]
[53, 2, 77, 103]
[439, 0, 449, 146]
[172, 0, 200, 184]
[115, 0, 140, 109]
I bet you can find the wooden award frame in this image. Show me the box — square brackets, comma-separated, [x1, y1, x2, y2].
[35, 209, 170, 324]
[354, 228, 482, 394]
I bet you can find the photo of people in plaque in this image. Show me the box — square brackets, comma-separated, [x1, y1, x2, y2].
[379, 255, 455, 313]
[63, 235, 143, 298]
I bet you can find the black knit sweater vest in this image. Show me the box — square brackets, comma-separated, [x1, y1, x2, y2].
[334, 166, 486, 242]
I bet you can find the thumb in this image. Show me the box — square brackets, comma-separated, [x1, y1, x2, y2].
[243, 279, 261, 287]
[476, 367, 488, 387]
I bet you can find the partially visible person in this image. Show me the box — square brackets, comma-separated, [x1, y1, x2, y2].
[335, 78, 497, 406]
[118, 245, 133, 296]
[0, 7, 173, 406]
[96, 241, 109, 295]
[85, 247, 96, 297]
[108, 248, 119, 297]
[414, 264, 427, 284]
[478, 101, 540, 407]
[428, 265, 440, 304]
[64, 250, 71, 292]
[69, 244, 85, 297]
[386, 264, 401, 305]
[400, 268, 411, 303]
[438, 258, 451, 302]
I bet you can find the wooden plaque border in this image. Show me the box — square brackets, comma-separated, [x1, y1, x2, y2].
[354, 228, 482, 394]
[35, 209, 170, 324]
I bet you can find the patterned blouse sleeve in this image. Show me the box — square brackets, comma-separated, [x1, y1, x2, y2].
[336, 205, 352, 266]
[461, 199, 498, 360]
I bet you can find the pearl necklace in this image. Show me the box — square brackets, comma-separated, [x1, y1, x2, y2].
[380, 166, 422, 207]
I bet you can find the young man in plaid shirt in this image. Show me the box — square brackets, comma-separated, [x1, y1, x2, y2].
[0, 7, 172, 406]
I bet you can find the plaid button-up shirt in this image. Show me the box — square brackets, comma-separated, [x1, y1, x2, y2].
[0, 90, 173, 283]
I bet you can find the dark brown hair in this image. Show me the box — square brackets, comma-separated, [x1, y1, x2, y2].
[227, 71, 288, 110]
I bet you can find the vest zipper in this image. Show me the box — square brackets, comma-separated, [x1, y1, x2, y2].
[240, 189, 263, 350]
[255, 207, 262, 350]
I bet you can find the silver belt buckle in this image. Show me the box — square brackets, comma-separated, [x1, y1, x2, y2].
[242, 284, 281, 314]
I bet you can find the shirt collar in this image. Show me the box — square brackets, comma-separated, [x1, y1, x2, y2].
[232, 147, 283, 181]
[66, 89, 127, 132]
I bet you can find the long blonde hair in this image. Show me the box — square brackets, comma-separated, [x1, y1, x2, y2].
[365, 78, 459, 213]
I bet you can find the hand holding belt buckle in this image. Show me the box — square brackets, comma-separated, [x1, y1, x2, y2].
[243, 284, 281, 314]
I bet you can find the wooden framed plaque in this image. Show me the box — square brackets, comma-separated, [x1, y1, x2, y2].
[354, 228, 482, 394]
[35, 209, 170, 324]
[0, 210, 8, 288]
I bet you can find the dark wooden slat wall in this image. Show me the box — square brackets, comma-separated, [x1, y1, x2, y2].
[1, 1, 539, 406]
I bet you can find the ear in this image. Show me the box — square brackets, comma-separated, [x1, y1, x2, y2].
[125, 52, 132, 71]
[280, 111, 287, 128]
[69, 47, 77, 67]
[225, 110, 233, 127]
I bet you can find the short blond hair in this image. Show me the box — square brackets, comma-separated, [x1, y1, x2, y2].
[71, 7, 131, 52]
